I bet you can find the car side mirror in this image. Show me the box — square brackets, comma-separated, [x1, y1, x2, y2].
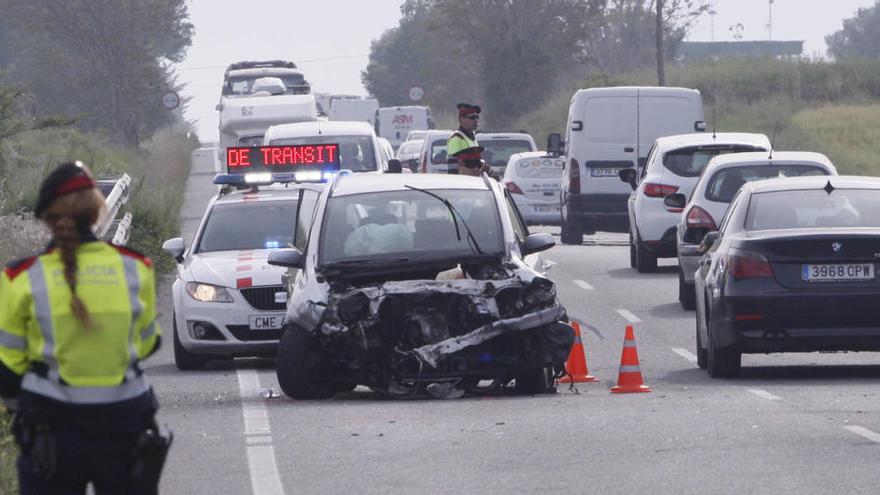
[267, 248, 305, 269]
[162, 237, 185, 263]
[695, 120, 707, 132]
[618, 168, 638, 190]
[700, 231, 720, 253]
[387, 159, 403, 174]
[522, 233, 555, 256]
[664, 193, 687, 210]
[547, 133, 563, 156]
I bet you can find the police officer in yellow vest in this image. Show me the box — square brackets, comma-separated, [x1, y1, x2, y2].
[0, 162, 168, 494]
[448, 103, 498, 178]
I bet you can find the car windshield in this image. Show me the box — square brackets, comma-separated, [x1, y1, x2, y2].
[226, 75, 309, 95]
[482, 140, 533, 170]
[745, 189, 880, 231]
[430, 138, 449, 164]
[319, 189, 504, 266]
[663, 145, 765, 177]
[706, 164, 829, 203]
[270, 135, 376, 172]
[197, 200, 297, 252]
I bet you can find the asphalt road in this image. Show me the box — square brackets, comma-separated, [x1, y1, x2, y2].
[149, 159, 880, 494]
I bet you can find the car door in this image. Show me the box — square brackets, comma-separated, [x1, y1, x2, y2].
[283, 187, 321, 294]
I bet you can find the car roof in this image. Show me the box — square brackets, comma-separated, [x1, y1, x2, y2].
[574, 86, 701, 98]
[703, 151, 835, 175]
[478, 132, 534, 141]
[265, 121, 374, 141]
[214, 185, 306, 205]
[742, 175, 880, 194]
[653, 132, 770, 151]
[331, 173, 491, 197]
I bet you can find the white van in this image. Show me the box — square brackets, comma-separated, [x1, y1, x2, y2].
[375, 106, 433, 149]
[559, 86, 705, 244]
[329, 98, 379, 124]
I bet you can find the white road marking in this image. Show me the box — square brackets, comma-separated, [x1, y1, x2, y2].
[237, 369, 285, 495]
[844, 426, 880, 444]
[746, 388, 782, 401]
[572, 279, 595, 291]
[671, 347, 698, 363]
[615, 309, 642, 323]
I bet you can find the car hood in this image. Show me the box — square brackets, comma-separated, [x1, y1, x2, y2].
[186, 250, 287, 288]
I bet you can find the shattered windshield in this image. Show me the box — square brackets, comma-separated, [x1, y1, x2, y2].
[319, 189, 504, 266]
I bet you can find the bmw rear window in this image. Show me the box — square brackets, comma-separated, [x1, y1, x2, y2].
[706, 164, 828, 203]
[663, 145, 765, 177]
[745, 189, 880, 230]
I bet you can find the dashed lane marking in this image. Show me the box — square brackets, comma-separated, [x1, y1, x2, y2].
[844, 426, 880, 444]
[746, 388, 782, 401]
[572, 279, 595, 291]
[671, 347, 698, 363]
[615, 309, 642, 323]
[237, 369, 285, 495]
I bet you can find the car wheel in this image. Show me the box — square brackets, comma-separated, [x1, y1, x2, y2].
[276, 325, 336, 399]
[173, 315, 207, 371]
[706, 307, 741, 378]
[635, 233, 658, 273]
[629, 233, 637, 269]
[560, 220, 582, 245]
[678, 269, 696, 310]
[695, 296, 708, 369]
[514, 366, 553, 395]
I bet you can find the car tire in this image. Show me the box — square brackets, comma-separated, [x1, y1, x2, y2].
[173, 315, 207, 371]
[706, 307, 741, 378]
[695, 297, 708, 369]
[560, 220, 582, 245]
[678, 270, 696, 310]
[635, 233, 658, 273]
[629, 233, 637, 269]
[276, 326, 336, 399]
[514, 366, 553, 395]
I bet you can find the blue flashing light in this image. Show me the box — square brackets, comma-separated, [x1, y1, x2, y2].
[265, 240, 280, 249]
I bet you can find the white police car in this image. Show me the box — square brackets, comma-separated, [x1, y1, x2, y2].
[162, 145, 340, 370]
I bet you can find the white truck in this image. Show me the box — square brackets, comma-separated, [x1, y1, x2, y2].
[328, 98, 379, 124]
[374, 106, 433, 149]
[216, 61, 319, 166]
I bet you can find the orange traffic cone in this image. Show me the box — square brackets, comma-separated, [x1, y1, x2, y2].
[559, 321, 598, 383]
[610, 325, 651, 393]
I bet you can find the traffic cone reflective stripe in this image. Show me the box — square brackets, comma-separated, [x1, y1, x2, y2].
[611, 325, 651, 393]
[558, 321, 598, 383]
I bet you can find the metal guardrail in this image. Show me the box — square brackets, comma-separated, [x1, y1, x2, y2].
[96, 174, 133, 246]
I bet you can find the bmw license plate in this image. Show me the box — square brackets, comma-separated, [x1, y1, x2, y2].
[802, 263, 875, 283]
[249, 314, 284, 330]
[590, 167, 620, 177]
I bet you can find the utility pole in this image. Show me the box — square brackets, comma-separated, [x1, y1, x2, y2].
[709, 8, 717, 42]
[768, 0, 775, 41]
[656, 0, 666, 86]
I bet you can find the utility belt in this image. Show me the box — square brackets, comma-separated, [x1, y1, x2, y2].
[11, 409, 173, 495]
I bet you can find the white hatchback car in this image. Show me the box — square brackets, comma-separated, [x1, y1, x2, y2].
[162, 178, 324, 370]
[503, 151, 564, 225]
[670, 151, 837, 309]
[623, 132, 771, 273]
[417, 129, 455, 174]
[478, 132, 537, 176]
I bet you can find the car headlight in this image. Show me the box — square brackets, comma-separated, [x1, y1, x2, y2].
[185, 282, 234, 303]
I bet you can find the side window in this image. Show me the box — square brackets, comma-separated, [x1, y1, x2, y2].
[641, 144, 657, 180]
[503, 190, 528, 244]
[294, 190, 320, 251]
[717, 190, 742, 235]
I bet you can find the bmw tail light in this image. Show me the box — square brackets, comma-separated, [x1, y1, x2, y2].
[505, 181, 525, 195]
[568, 158, 580, 194]
[643, 183, 679, 198]
[686, 205, 717, 230]
[727, 249, 773, 279]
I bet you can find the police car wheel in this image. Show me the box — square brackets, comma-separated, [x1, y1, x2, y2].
[173, 314, 207, 371]
[276, 326, 336, 399]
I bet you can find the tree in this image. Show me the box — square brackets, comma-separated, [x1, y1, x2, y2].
[0, 0, 193, 146]
[827, 2, 880, 60]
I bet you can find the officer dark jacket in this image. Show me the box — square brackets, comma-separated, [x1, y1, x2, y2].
[0, 233, 160, 432]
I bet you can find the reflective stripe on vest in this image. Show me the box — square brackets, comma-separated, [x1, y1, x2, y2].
[123, 257, 142, 381]
[0, 328, 26, 350]
[28, 260, 61, 383]
[21, 372, 150, 404]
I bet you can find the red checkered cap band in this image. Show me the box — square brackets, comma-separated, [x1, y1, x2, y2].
[55, 174, 97, 195]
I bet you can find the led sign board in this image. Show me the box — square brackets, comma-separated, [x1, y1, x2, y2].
[225, 144, 340, 173]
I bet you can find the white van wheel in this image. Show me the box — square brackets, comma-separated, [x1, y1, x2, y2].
[560, 221, 582, 245]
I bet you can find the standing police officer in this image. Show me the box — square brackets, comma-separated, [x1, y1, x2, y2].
[0, 162, 166, 494]
[447, 103, 497, 178]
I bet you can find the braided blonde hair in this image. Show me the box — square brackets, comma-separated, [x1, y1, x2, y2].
[40, 188, 106, 328]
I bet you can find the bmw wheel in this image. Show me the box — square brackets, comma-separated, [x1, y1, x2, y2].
[706, 307, 741, 378]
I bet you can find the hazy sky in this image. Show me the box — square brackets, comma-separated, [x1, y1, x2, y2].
[177, 0, 875, 142]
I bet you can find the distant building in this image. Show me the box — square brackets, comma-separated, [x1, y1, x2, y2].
[677, 41, 804, 61]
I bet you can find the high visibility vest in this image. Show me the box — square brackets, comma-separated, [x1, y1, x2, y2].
[0, 241, 159, 405]
[447, 129, 479, 159]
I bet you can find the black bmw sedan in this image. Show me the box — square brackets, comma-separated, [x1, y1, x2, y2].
[694, 175, 880, 377]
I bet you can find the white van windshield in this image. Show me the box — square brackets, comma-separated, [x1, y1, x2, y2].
[271, 136, 376, 172]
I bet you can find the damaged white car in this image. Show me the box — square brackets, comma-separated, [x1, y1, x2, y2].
[268, 174, 574, 399]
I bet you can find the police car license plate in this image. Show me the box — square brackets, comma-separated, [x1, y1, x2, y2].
[802, 263, 874, 283]
[590, 167, 620, 177]
[249, 314, 284, 330]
